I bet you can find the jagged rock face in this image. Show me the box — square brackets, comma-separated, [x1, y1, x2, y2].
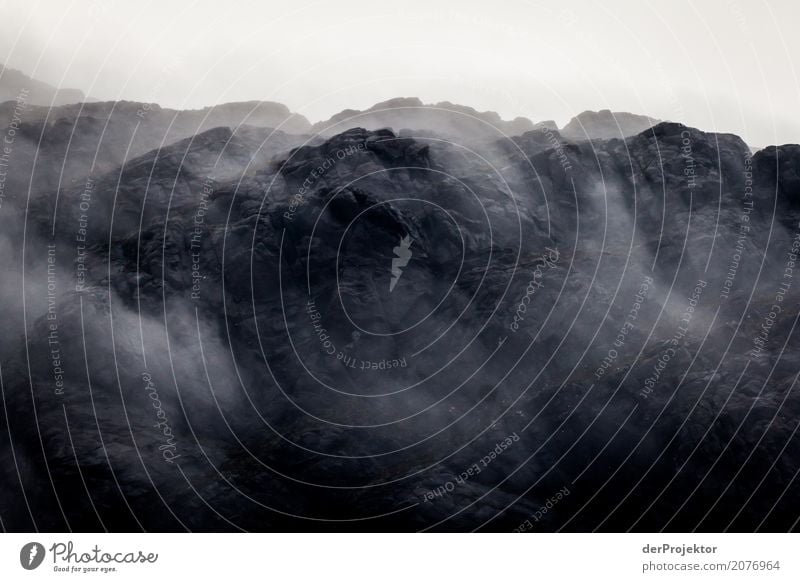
[1, 111, 800, 532]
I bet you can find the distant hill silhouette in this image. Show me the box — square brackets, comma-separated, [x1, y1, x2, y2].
[0, 66, 86, 106]
[560, 109, 660, 140]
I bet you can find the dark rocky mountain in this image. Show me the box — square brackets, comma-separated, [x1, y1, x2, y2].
[560, 109, 660, 140]
[0, 66, 87, 106]
[0, 97, 799, 531]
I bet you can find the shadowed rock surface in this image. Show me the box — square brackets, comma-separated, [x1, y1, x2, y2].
[1, 105, 799, 531]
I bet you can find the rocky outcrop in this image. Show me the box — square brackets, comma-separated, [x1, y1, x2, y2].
[2, 110, 800, 532]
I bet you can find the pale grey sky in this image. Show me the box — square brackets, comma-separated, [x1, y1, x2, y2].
[1, 0, 798, 146]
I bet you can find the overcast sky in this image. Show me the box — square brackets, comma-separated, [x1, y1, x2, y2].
[1, 0, 798, 146]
